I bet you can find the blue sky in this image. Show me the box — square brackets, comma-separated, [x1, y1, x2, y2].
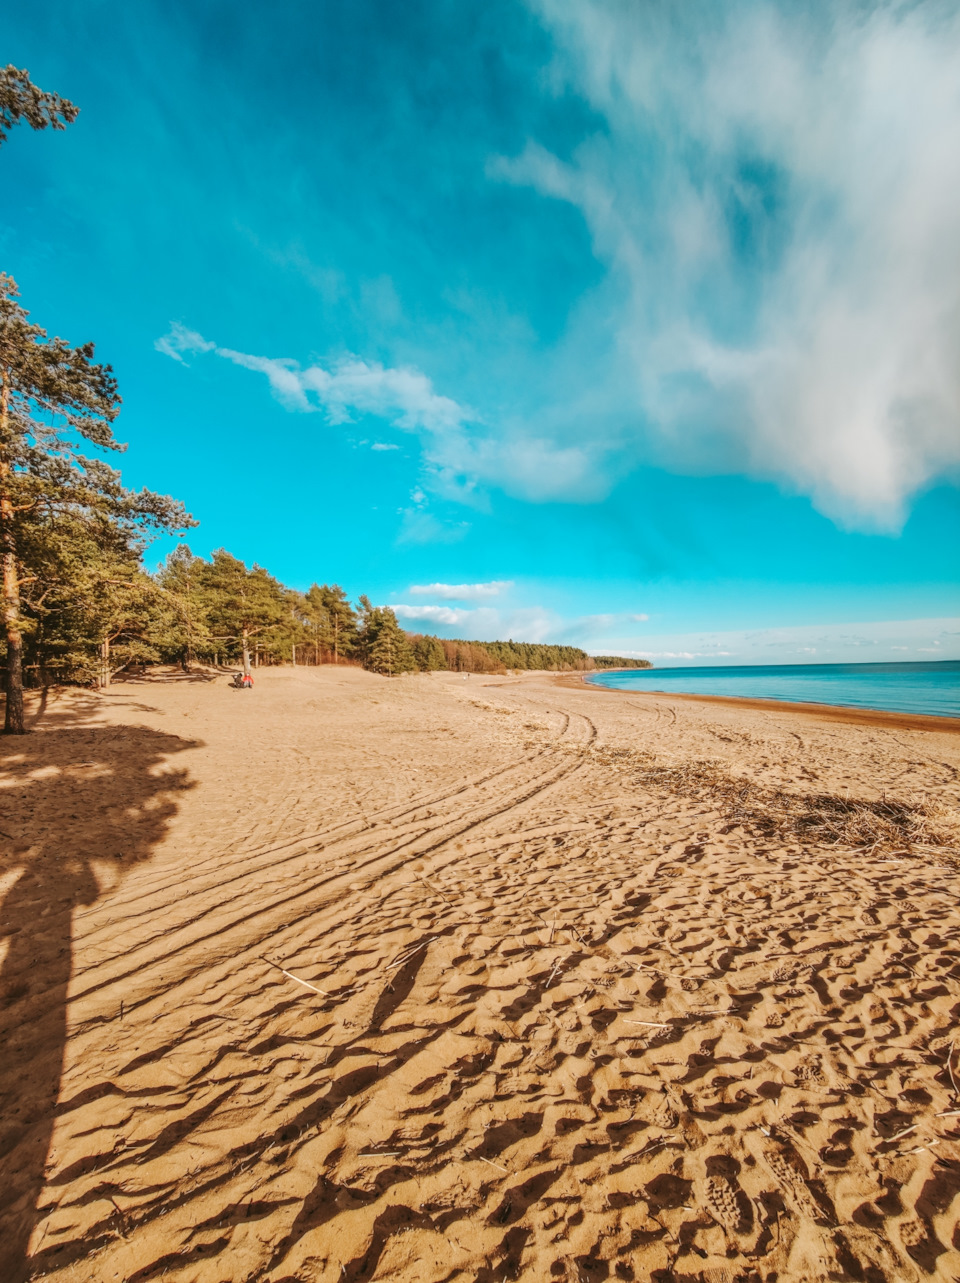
[2, 0, 958, 662]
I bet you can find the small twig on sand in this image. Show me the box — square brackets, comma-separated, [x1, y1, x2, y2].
[633, 962, 686, 979]
[417, 875, 453, 906]
[261, 956, 332, 996]
[386, 938, 436, 971]
[624, 1019, 672, 1028]
[948, 1041, 959, 1098]
[634, 1134, 679, 1161]
[474, 1155, 508, 1173]
[883, 1123, 919, 1143]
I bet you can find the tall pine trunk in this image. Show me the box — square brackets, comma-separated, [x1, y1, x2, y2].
[242, 628, 251, 676]
[0, 383, 24, 734]
[1, 521, 23, 733]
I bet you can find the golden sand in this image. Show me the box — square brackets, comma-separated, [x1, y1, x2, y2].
[2, 666, 959, 1282]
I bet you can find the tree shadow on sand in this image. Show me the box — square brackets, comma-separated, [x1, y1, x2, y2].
[0, 694, 197, 1282]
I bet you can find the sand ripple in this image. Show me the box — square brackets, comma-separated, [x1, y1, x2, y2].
[2, 668, 959, 1281]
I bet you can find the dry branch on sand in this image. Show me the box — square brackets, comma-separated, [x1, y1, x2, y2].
[592, 747, 959, 859]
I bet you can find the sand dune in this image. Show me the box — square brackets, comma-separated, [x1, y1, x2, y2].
[2, 666, 959, 1282]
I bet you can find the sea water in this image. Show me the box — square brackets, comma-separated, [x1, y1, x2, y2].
[587, 660, 960, 718]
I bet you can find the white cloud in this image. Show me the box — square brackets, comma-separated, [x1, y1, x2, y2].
[441, 435, 607, 504]
[409, 580, 513, 600]
[395, 511, 471, 546]
[639, 652, 700, 660]
[582, 617, 960, 665]
[154, 323, 215, 364]
[393, 604, 473, 627]
[155, 325, 471, 434]
[371, 442, 399, 451]
[631, 613, 650, 622]
[159, 0, 960, 540]
[155, 325, 609, 504]
[502, 1, 960, 529]
[393, 603, 563, 643]
[600, 649, 732, 660]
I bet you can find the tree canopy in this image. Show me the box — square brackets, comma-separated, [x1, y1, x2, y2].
[358, 600, 417, 676]
[0, 65, 78, 145]
[0, 275, 193, 729]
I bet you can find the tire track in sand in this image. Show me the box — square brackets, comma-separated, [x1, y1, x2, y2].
[65, 709, 596, 1025]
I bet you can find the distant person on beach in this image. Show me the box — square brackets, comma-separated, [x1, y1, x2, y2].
[242, 673, 253, 688]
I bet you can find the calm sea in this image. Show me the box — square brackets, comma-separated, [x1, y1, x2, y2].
[587, 660, 960, 718]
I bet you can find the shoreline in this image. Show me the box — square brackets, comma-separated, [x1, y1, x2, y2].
[566, 673, 960, 733]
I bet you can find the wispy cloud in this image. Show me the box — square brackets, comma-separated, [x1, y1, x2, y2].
[392, 603, 562, 643]
[496, 1, 960, 529]
[154, 323, 214, 364]
[393, 604, 473, 626]
[159, 321, 581, 507]
[409, 580, 513, 600]
[155, 324, 608, 504]
[157, 323, 469, 433]
[158, 0, 960, 541]
[583, 617, 960, 665]
[620, 651, 733, 660]
[395, 511, 471, 546]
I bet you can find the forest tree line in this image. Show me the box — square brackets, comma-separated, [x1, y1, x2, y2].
[11, 540, 651, 685]
[0, 64, 646, 733]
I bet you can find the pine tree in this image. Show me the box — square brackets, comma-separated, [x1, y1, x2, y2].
[411, 633, 447, 671]
[317, 584, 356, 663]
[361, 605, 416, 676]
[198, 550, 286, 676]
[155, 545, 214, 668]
[0, 66, 78, 145]
[258, 586, 313, 667]
[0, 276, 192, 731]
[16, 507, 159, 684]
[79, 559, 167, 688]
[301, 584, 331, 664]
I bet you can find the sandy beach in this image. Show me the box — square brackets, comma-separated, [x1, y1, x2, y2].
[2, 665, 959, 1283]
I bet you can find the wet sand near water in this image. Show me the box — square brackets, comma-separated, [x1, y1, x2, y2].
[570, 673, 960, 735]
[2, 665, 959, 1282]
